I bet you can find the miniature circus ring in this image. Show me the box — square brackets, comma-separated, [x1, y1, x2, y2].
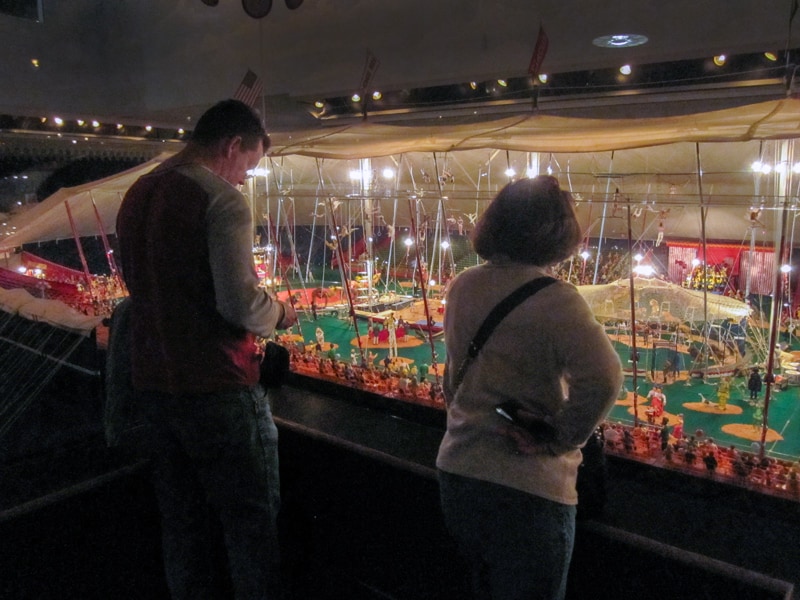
[681, 401, 744, 415]
[303, 341, 338, 354]
[351, 329, 425, 349]
[721, 423, 784, 443]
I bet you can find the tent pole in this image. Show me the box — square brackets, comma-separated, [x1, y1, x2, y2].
[328, 198, 365, 361]
[626, 196, 640, 427]
[408, 198, 441, 390]
[63, 199, 93, 300]
[760, 139, 794, 456]
[696, 144, 711, 373]
[593, 151, 614, 284]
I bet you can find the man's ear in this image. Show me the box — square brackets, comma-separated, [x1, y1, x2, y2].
[222, 136, 243, 157]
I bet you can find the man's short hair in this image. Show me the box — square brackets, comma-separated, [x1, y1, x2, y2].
[190, 99, 270, 152]
[472, 175, 582, 266]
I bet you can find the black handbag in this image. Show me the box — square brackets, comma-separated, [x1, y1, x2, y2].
[259, 340, 290, 388]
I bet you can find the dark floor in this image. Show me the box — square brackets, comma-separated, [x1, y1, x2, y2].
[1, 380, 798, 599]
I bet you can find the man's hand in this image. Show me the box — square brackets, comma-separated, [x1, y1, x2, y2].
[278, 301, 298, 329]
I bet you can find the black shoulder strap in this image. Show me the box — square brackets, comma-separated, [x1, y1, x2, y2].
[453, 276, 557, 390]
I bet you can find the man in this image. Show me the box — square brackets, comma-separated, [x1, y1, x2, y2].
[116, 99, 297, 599]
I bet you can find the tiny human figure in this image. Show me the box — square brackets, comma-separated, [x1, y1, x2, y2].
[717, 376, 731, 410]
[646, 385, 666, 420]
[662, 359, 673, 384]
[385, 312, 398, 359]
[316, 326, 325, 350]
[672, 414, 684, 442]
[748, 367, 762, 400]
[623, 428, 634, 453]
[659, 416, 670, 452]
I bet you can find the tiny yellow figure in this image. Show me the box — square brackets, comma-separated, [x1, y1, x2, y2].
[717, 376, 731, 411]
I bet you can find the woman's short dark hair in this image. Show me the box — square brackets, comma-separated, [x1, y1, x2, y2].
[471, 176, 581, 266]
[190, 99, 270, 152]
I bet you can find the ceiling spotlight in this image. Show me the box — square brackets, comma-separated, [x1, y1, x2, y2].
[372, 90, 382, 100]
[537, 74, 548, 84]
[116, 123, 124, 130]
[619, 64, 632, 75]
[351, 93, 361, 102]
[497, 79, 508, 87]
[713, 54, 726, 67]
[177, 128, 185, 135]
[53, 117, 64, 126]
[145, 125, 153, 132]
[242, 0, 272, 18]
[30, 58, 39, 68]
[91, 120, 100, 128]
[314, 100, 324, 109]
[593, 34, 648, 49]
[765, 52, 778, 61]
[76, 119, 85, 126]
[469, 81, 478, 90]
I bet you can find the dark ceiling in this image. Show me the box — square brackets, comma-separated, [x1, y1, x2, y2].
[1, 0, 800, 131]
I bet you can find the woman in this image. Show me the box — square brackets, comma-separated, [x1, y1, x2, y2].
[437, 176, 623, 600]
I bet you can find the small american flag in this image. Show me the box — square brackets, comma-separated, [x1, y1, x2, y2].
[527, 25, 549, 77]
[233, 69, 263, 108]
[360, 49, 380, 90]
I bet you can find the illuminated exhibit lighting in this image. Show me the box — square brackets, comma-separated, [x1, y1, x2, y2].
[538, 74, 548, 84]
[441, 240, 450, 250]
[580, 251, 591, 260]
[91, 120, 100, 128]
[314, 100, 324, 109]
[619, 64, 632, 75]
[751, 160, 800, 174]
[53, 117, 64, 126]
[713, 55, 727, 67]
[497, 79, 508, 87]
[505, 168, 516, 177]
[351, 93, 361, 102]
[404, 238, 413, 247]
[592, 34, 648, 48]
[372, 90, 382, 100]
[633, 264, 656, 277]
[765, 52, 778, 61]
[382, 167, 394, 179]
